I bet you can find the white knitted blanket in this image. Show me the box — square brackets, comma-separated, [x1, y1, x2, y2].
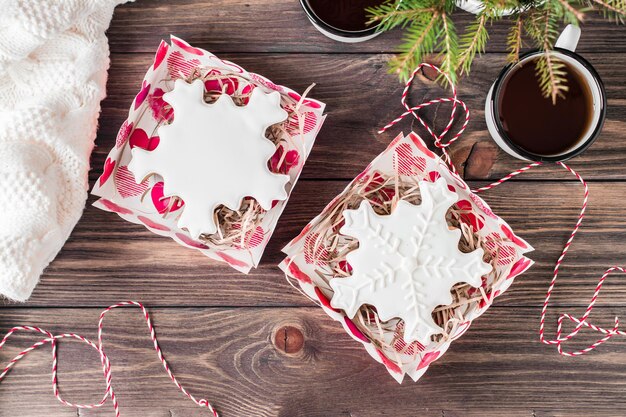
[0, 0, 130, 301]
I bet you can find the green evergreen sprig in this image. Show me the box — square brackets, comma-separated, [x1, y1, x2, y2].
[368, 0, 626, 103]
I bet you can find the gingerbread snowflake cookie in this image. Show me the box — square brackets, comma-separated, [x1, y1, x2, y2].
[128, 79, 289, 238]
[330, 178, 493, 345]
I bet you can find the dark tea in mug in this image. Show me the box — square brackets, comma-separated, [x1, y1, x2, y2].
[496, 56, 594, 156]
[486, 26, 606, 162]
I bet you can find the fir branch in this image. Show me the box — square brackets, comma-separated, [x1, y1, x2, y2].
[587, 0, 626, 21]
[531, 6, 569, 103]
[366, 3, 437, 31]
[482, 0, 525, 12]
[523, 10, 541, 39]
[506, 15, 523, 63]
[373, 0, 623, 89]
[388, 12, 441, 81]
[458, 13, 489, 75]
[551, 0, 584, 25]
[437, 12, 460, 83]
[535, 52, 569, 103]
[555, 0, 585, 22]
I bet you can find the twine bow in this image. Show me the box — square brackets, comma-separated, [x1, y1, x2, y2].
[379, 63, 469, 174]
[381, 62, 626, 356]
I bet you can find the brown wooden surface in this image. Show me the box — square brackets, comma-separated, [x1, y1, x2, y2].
[2, 1, 626, 416]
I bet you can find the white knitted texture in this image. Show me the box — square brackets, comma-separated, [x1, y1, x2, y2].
[0, 0, 130, 301]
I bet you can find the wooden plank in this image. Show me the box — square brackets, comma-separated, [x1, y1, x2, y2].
[107, 0, 626, 54]
[0, 306, 625, 416]
[95, 53, 626, 182]
[12, 181, 626, 308]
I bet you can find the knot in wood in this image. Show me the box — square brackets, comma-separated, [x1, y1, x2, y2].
[420, 64, 440, 82]
[274, 325, 304, 354]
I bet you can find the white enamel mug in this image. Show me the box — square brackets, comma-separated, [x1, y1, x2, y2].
[484, 25, 607, 162]
[299, 0, 382, 43]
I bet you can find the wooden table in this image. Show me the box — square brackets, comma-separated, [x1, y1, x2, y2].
[2, 1, 626, 416]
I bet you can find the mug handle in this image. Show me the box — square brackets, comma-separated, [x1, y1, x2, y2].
[555, 24, 581, 52]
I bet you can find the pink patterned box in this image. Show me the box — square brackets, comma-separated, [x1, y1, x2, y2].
[92, 36, 326, 272]
[280, 132, 533, 382]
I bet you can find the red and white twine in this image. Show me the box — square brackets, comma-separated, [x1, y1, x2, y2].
[379, 63, 469, 175]
[0, 301, 218, 416]
[381, 62, 626, 356]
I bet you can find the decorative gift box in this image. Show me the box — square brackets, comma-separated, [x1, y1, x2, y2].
[280, 132, 533, 382]
[93, 36, 325, 272]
